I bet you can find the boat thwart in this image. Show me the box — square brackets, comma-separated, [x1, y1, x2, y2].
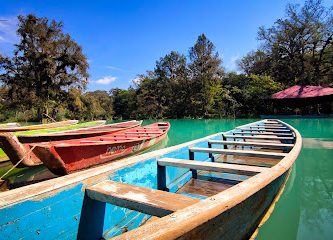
[0, 119, 302, 239]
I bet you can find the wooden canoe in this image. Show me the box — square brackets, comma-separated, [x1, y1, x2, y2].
[0, 119, 302, 240]
[0, 120, 142, 168]
[0, 120, 106, 163]
[0, 120, 79, 132]
[32, 122, 170, 175]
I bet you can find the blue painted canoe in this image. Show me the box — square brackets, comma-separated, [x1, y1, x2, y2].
[0, 119, 302, 239]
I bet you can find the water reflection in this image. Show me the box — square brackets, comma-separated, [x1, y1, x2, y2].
[258, 119, 333, 240]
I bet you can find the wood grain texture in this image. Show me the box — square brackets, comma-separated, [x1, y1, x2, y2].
[232, 131, 293, 136]
[236, 128, 291, 132]
[189, 147, 287, 159]
[158, 158, 268, 175]
[222, 135, 294, 141]
[208, 140, 293, 149]
[86, 181, 199, 217]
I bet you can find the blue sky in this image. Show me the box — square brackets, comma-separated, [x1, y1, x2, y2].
[0, 0, 327, 91]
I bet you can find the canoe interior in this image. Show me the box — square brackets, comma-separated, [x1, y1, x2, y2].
[0, 120, 299, 240]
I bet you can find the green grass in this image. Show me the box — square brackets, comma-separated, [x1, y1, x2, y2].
[15, 120, 104, 135]
[0, 120, 105, 158]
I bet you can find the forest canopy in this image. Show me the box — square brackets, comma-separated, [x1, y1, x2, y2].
[0, 0, 332, 121]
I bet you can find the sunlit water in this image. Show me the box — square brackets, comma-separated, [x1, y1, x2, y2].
[1, 118, 332, 239]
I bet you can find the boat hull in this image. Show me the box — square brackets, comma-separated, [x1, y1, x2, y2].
[172, 172, 288, 240]
[0, 121, 142, 168]
[0, 120, 301, 239]
[34, 132, 168, 175]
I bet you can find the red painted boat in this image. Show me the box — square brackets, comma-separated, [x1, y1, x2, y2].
[32, 122, 170, 175]
[0, 120, 142, 168]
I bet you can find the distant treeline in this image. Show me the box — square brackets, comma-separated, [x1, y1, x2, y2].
[0, 0, 332, 121]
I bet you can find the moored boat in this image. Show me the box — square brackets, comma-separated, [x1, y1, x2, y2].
[0, 120, 79, 132]
[0, 120, 106, 163]
[0, 120, 142, 168]
[33, 122, 170, 175]
[0, 119, 301, 239]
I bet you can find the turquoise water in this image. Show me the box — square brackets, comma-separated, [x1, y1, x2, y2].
[142, 119, 333, 240]
[1, 118, 333, 239]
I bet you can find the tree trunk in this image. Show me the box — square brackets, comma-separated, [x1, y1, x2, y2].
[37, 107, 43, 122]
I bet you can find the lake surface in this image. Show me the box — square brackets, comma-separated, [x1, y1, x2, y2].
[146, 118, 333, 240]
[1, 118, 333, 239]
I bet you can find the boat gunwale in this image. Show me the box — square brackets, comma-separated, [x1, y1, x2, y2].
[0, 120, 263, 207]
[16, 120, 140, 137]
[0, 119, 285, 208]
[110, 119, 302, 239]
[0, 120, 79, 132]
[30, 121, 166, 148]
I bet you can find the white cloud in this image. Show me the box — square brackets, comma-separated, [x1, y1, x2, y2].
[106, 65, 125, 72]
[0, 16, 19, 44]
[130, 76, 142, 85]
[225, 55, 241, 72]
[94, 76, 117, 85]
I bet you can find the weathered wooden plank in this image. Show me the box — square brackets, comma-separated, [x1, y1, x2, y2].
[124, 132, 162, 134]
[250, 125, 287, 129]
[235, 128, 291, 132]
[177, 178, 237, 197]
[158, 158, 268, 175]
[261, 123, 284, 127]
[208, 140, 294, 149]
[223, 135, 294, 141]
[86, 181, 199, 217]
[232, 131, 293, 136]
[189, 147, 287, 159]
[259, 123, 284, 126]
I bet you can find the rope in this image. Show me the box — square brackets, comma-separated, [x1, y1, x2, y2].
[0, 145, 37, 180]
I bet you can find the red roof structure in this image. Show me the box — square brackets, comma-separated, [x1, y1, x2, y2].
[272, 85, 333, 99]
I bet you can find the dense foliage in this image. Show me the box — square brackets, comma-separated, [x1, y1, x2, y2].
[0, 0, 332, 121]
[239, 0, 333, 86]
[110, 34, 281, 119]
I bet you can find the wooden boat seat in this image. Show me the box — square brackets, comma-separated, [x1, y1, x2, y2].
[222, 134, 294, 141]
[208, 140, 294, 149]
[249, 126, 287, 129]
[86, 180, 199, 217]
[235, 127, 291, 132]
[232, 131, 293, 136]
[125, 131, 163, 134]
[157, 158, 269, 190]
[157, 158, 268, 175]
[189, 147, 287, 159]
[257, 124, 284, 127]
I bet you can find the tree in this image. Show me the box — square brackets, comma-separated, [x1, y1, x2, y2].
[0, 14, 89, 121]
[257, 0, 333, 86]
[153, 51, 189, 118]
[223, 73, 282, 117]
[188, 34, 224, 117]
[110, 88, 138, 119]
[83, 90, 113, 120]
[238, 50, 271, 75]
